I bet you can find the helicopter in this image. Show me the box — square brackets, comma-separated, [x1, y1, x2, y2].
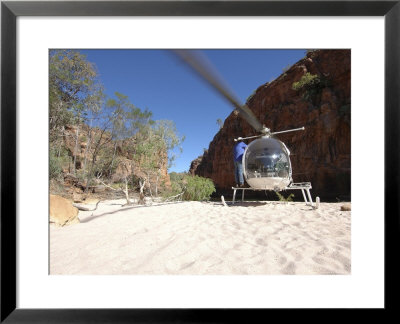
[173, 50, 315, 207]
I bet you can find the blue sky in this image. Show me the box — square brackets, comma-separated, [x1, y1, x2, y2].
[79, 49, 306, 173]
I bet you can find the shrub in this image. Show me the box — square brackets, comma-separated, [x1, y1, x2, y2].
[292, 73, 330, 104]
[162, 172, 186, 199]
[169, 171, 186, 183]
[49, 153, 63, 180]
[183, 175, 216, 201]
[165, 174, 216, 201]
[275, 192, 294, 202]
[292, 73, 321, 91]
[49, 147, 72, 180]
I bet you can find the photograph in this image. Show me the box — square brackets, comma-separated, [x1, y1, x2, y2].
[49, 48, 351, 275]
[3, 0, 397, 318]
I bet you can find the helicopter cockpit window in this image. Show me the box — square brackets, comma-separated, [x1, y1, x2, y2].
[244, 138, 291, 180]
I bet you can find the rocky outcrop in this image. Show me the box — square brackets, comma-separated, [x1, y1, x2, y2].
[190, 50, 351, 200]
[49, 194, 80, 226]
[61, 125, 171, 192]
[189, 155, 203, 176]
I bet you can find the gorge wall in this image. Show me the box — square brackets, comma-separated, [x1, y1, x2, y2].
[190, 50, 351, 200]
[60, 125, 171, 192]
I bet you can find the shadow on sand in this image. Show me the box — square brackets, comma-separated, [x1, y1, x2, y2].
[80, 201, 186, 223]
[227, 201, 270, 207]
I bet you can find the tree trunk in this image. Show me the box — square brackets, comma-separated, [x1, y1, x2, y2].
[110, 141, 118, 177]
[84, 158, 96, 194]
[146, 173, 153, 199]
[83, 133, 91, 174]
[83, 120, 93, 173]
[155, 171, 160, 197]
[73, 125, 80, 176]
[138, 179, 146, 205]
[123, 177, 131, 205]
[57, 126, 65, 158]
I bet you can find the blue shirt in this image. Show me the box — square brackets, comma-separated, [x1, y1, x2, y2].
[233, 141, 247, 162]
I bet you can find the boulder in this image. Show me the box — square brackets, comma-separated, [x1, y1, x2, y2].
[49, 194, 80, 226]
[72, 191, 84, 203]
[340, 203, 351, 211]
[93, 185, 106, 193]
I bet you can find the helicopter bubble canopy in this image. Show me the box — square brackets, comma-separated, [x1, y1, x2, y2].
[243, 137, 292, 190]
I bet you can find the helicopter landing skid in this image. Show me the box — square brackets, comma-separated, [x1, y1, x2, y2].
[231, 182, 314, 207]
[284, 182, 314, 207]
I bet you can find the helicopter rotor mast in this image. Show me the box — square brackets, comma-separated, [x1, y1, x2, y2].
[172, 50, 265, 133]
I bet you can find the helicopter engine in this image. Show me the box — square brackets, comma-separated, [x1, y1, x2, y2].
[243, 136, 292, 190]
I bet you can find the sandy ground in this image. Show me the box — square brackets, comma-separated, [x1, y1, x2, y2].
[50, 199, 351, 275]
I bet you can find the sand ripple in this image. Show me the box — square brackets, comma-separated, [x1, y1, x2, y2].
[50, 200, 351, 275]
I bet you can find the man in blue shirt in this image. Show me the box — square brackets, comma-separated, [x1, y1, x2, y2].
[233, 139, 247, 187]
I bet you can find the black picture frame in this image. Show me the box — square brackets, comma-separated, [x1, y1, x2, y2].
[1, 0, 399, 322]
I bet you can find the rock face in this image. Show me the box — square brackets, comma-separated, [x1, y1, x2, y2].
[49, 194, 80, 226]
[61, 125, 171, 192]
[189, 156, 203, 176]
[190, 50, 351, 200]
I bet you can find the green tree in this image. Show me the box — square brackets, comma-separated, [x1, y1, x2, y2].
[132, 119, 184, 198]
[87, 92, 154, 205]
[49, 50, 102, 136]
[49, 50, 104, 176]
[105, 92, 153, 177]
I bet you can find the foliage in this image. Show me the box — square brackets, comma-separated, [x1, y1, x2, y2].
[169, 171, 187, 183]
[153, 120, 185, 169]
[292, 73, 321, 91]
[92, 151, 122, 178]
[292, 73, 330, 103]
[49, 50, 186, 201]
[164, 174, 215, 201]
[49, 154, 63, 180]
[275, 192, 294, 202]
[182, 175, 216, 201]
[105, 92, 153, 141]
[81, 92, 156, 190]
[133, 120, 184, 173]
[162, 173, 185, 198]
[49, 149, 70, 180]
[49, 50, 103, 136]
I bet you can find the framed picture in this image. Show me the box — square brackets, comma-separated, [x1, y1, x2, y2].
[1, 0, 398, 321]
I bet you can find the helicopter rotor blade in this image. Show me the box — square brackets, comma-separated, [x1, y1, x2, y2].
[172, 50, 264, 133]
[270, 127, 305, 136]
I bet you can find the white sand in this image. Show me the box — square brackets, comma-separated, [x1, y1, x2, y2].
[50, 200, 351, 275]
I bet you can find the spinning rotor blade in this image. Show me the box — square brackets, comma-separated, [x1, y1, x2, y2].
[172, 50, 264, 133]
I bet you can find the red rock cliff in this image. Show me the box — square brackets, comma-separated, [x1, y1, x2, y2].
[190, 50, 350, 200]
[62, 124, 171, 189]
